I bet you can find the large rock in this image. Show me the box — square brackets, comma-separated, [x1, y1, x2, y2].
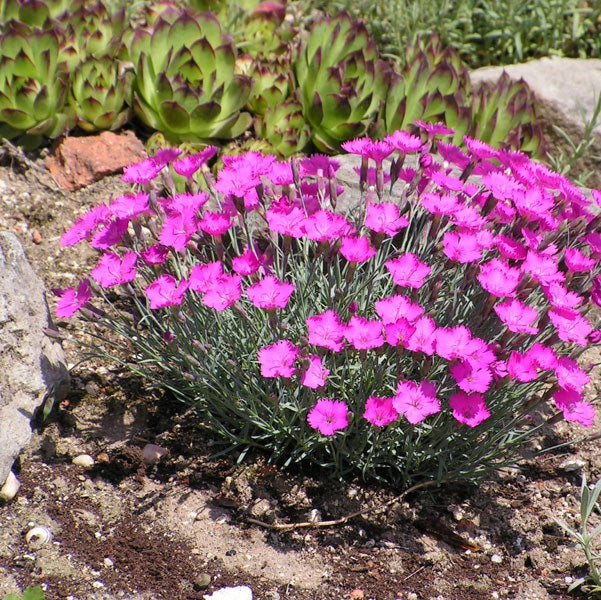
[470, 57, 601, 185]
[0, 232, 69, 488]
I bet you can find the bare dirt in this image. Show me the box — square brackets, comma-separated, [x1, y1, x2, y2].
[1, 139, 601, 600]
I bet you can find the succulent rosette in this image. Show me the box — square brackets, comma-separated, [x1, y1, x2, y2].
[129, 10, 253, 143]
[294, 12, 391, 153]
[254, 92, 310, 157]
[0, 23, 74, 147]
[68, 55, 132, 132]
[0, 0, 76, 28]
[243, 55, 293, 116]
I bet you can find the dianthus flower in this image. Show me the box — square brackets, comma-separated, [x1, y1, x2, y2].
[232, 246, 266, 276]
[464, 136, 499, 160]
[299, 154, 340, 178]
[495, 235, 527, 260]
[258, 340, 299, 378]
[477, 259, 521, 297]
[415, 120, 454, 137]
[265, 201, 306, 238]
[437, 141, 471, 169]
[564, 247, 596, 273]
[266, 160, 294, 186]
[393, 380, 441, 425]
[449, 392, 490, 427]
[374, 294, 424, 325]
[60, 205, 110, 246]
[339, 236, 376, 263]
[151, 147, 182, 167]
[163, 192, 208, 215]
[420, 192, 460, 216]
[543, 282, 583, 310]
[91, 251, 138, 288]
[385, 253, 431, 289]
[122, 157, 162, 185]
[90, 218, 129, 250]
[108, 193, 150, 221]
[363, 395, 399, 427]
[341, 138, 393, 163]
[159, 210, 199, 252]
[494, 299, 539, 334]
[553, 388, 595, 427]
[54, 279, 92, 318]
[202, 274, 242, 311]
[384, 318, 416, 347]
[554, 356, 590, 393]
[443, 230, 483, 263]
[299, 355, 330, 389]
[246, 276, 295, 310]
[364, 202, 409, 236]
[172, 146, 218, 179]
[188, 261, 222, 293]
[507, 351, 538, 382]
[144, 274, 189, 309]
[307, 399, 349, 436]
[405, 316, 437, 355]
[429, 170, 464, 192]
[302, 210, 354, 242]
[463, 337, 497, 368]
[384, 130, 423, 153]
[198, 211, 233, 236]
[549, 308, 593, 346]
[522, 251, 564, 286]
[432, 328, 468, 362]
[481, 171, 522, 201]
[344, 316, 384, 350]
[306, 309, 346, 352]
[526, 342, 557, 371]
[142, 244, 168, 265]
[449, 205, 487, 230]
[450, 361, 493, 393]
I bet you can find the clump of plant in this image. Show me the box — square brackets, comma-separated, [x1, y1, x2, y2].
[318, 0, 601, 69]
[555, 475, 601, 595]
[4, 586, 45, 600]
[55, 125, 601, 488]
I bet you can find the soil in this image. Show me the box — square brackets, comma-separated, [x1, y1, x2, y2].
[1, 137, 601, 600]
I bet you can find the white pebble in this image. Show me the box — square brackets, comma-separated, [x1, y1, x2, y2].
[0, 471, 20, 501]
[491, 553, 503, 564]
[204, 586, 253, 600]
[142, 444, 169, 464]
[72, 454, 95, 468]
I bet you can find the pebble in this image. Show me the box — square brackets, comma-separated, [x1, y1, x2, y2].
[193, 573, 211, 589]
[203, 586, 253, 600]
[72, 454, 95, 468]
[142, 443, 169, 465]
[103, 558, 114, 568]
[0, 471, 20, 501]
[560, 458, 586, 472]
[491, 553, 503, 564]
[31, 229, 42, 244]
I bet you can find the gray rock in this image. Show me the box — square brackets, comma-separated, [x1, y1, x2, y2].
[0, 232, 69, 488]
[470, 58, 601, 185]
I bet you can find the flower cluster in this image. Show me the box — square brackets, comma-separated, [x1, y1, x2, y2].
[56, 126, 601, 486]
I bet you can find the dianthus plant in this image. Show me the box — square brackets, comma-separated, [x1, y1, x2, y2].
[56, 127, 601, 488]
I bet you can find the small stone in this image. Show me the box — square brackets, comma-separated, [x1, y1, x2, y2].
[491, 553, 503, 564]
[142, 444, 169, 465]
[0, 471, 20, 501]
[193, 573, 211, 590]
[103, 558, 114, 568]
[92, 581, 105, 589]
[72, 454, 95, 469]
[560, 458, 586, 472]
[204, 586, 253, 600]
[31, 230, 42, 244]
[349, 590, 365, 599]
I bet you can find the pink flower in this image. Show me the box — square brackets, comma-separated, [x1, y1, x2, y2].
[450, 361, 492, 393]
[438, 142, 470, 169]
[307, 399, 349, 436]
[564, 247, 596, 273]
[374, 294, 424, 325]
[494, 299, 539, 334]
[54, 279, 92, 318]
[152, 147, 182, 167]
[109, 193, 150, 220]
[481, 171, 522, 201]
[61, 205, 110, 246]
[299, 355, 330, 389]
[265, 202, 306, 238]
[122, 157, 162, 184]
[232, 246, 266, 276]
[341, 138, 393, 163]
[198, 212, 233, 236]
[258, 340, 299, 378]
[363, 396, 398, 427]
[522, 251, 564, 286]
[507, 351, 538, 382]
[429, 170, 465, 192]
[405, 316, 437, 355]
[384, 130, 423, 153]
[364, 202, 409, 235]
[142, 244, 168, 265]
[443, 230, 482, 263]
[344, 316, 384, 350]
[477, 259, 521, 297]
[339, 236, 376, 263]
[415, 120, 454, 137]
[553, 388, 595, 427]
[299, 154, 340, 178]
[393, 380, 441, 425]
[302, 210, 353, 242]
[202, 274, 242, 311]
[189, 261, 223, 293]
[144, 275, 190, 309]
[91, 251, 138, 288]
[495, 235, 527, 260]
[554, 356, 590, 393]
[159, 211, 199, 252]
[385, 253, 431, 288]
[163, 192, 208, 214]
[449, 392, 490, 427]
[464, 136, 499, 160]
[543, 282, 583, 310]
[90, 218, 129, 250]
[172, 146, 218, 178]
[384, 318, 416, 347]
[526, 343, 557, 371]
[548, 308, 592, 346]
[246, 276, 295, 309]
[420, 192, 460, 216]
[306, 310, 346, 352]
[435, 326, 472, 361]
